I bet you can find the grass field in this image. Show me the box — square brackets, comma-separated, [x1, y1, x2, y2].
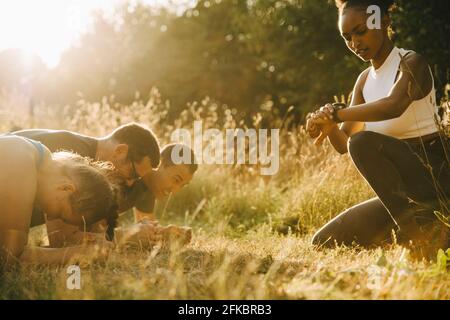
[0, 91, 449, 299]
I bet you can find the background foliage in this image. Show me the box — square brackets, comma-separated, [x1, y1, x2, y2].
[0, 1, 449, 299]
[0, 0, 448, 124]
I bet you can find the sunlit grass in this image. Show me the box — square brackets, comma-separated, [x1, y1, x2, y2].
[0, 89, 449, 300]
[2, 233, 449, 299]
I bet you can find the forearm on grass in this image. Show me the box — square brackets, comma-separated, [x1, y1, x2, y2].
[19, 245, 97, 265]
[47, 220, 107, 247]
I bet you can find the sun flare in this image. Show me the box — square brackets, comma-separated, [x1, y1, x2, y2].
[0, 0, 191, 68]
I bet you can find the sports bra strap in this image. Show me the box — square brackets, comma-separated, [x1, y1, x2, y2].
[27, 139, 45, 168]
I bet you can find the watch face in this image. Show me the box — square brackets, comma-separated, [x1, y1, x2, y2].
[332, 102, 347, 109]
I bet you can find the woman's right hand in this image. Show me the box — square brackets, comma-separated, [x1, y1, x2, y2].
[306, 104, 339, 144]
[306, 112, 321, 138]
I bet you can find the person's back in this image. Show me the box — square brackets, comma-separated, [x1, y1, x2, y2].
[12, 129, 98, 158]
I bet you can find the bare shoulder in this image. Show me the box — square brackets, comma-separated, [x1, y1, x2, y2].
[400, 51, 430, 74]
[402, 51, 426, 63]
[352, 67, 371, 98]
[355, 67, 371, 88]
[0, 136, 39, 165]
[359, 66, 372, 78]
[0, 135, 33, 153]
[358, 67, 371, 80]
[400, 51, 432, 97]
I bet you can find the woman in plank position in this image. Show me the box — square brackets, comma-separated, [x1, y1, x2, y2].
[0, 135, 117, 269]
[307, 0, 449, 255]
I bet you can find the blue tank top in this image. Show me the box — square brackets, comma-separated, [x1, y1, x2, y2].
[27, 138, 45, 168]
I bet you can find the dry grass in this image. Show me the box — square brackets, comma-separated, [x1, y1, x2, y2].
[2, 233, 449, 299]
[0, 89, 449, 300]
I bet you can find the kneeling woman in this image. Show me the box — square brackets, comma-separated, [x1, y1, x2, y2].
[307, 0, 449, 252]
[0, 135, 117, 268]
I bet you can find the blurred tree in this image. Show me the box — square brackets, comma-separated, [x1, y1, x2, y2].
[162, 0, 362, 120]
[20, 0, 448, 122]
[391, 0, 450, 103]
[0, 48, 47, 93]
[39, 5, 173, 104]
[0, 48, 47, 117]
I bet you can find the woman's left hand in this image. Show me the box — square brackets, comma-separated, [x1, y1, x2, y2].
[310, 104, 338, 145]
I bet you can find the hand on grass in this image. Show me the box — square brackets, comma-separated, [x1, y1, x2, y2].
[117, 223, 192, 250]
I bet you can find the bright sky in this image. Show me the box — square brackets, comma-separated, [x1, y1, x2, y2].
[0, 0, 196, 68]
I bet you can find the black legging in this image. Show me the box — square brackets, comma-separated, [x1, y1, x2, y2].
[312, 130, 449, 248]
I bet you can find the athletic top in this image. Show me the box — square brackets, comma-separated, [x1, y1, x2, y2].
[362, 47, 439, 139]
[2, 136, 49, 227]
[27, 138, 47, 227]
[12, 129, 156, 214]
[27, 138, 45, 169]
[120, 179, 156, 213]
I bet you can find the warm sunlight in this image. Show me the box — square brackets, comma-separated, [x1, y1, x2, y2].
[0, 0, 448, 303]
[0, 0, 196, 68]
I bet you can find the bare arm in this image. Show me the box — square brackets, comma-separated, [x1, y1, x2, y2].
[329, 69, 367, 153]
[0, 137, 38, 262]
[336, 53, 432, 122]
[314, 69, 368, 154]
[0, 137, 111, 266]
[20, 244, 111, 265]
[46, 212, 158, 248]
[45, 211, 188, 250]
[46, 219, 109, 247]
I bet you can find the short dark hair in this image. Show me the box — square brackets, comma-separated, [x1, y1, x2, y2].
[160, 143, 198, 174]
[110, 123, 160, 168]
[335, 0, 395, 14]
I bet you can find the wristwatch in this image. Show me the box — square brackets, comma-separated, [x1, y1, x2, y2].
[331, 103, 347, 123]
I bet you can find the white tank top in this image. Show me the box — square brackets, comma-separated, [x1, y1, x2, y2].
[362, 46, 439, 139]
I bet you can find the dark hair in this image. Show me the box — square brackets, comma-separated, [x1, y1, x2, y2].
[160, 143, 198, 174]
[101, 171, 127, 241]
[110, 123, 160, 168]
[335, 0, 395, 14]
[55, 152, 118, 240]
[105, 204, 119, 241]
